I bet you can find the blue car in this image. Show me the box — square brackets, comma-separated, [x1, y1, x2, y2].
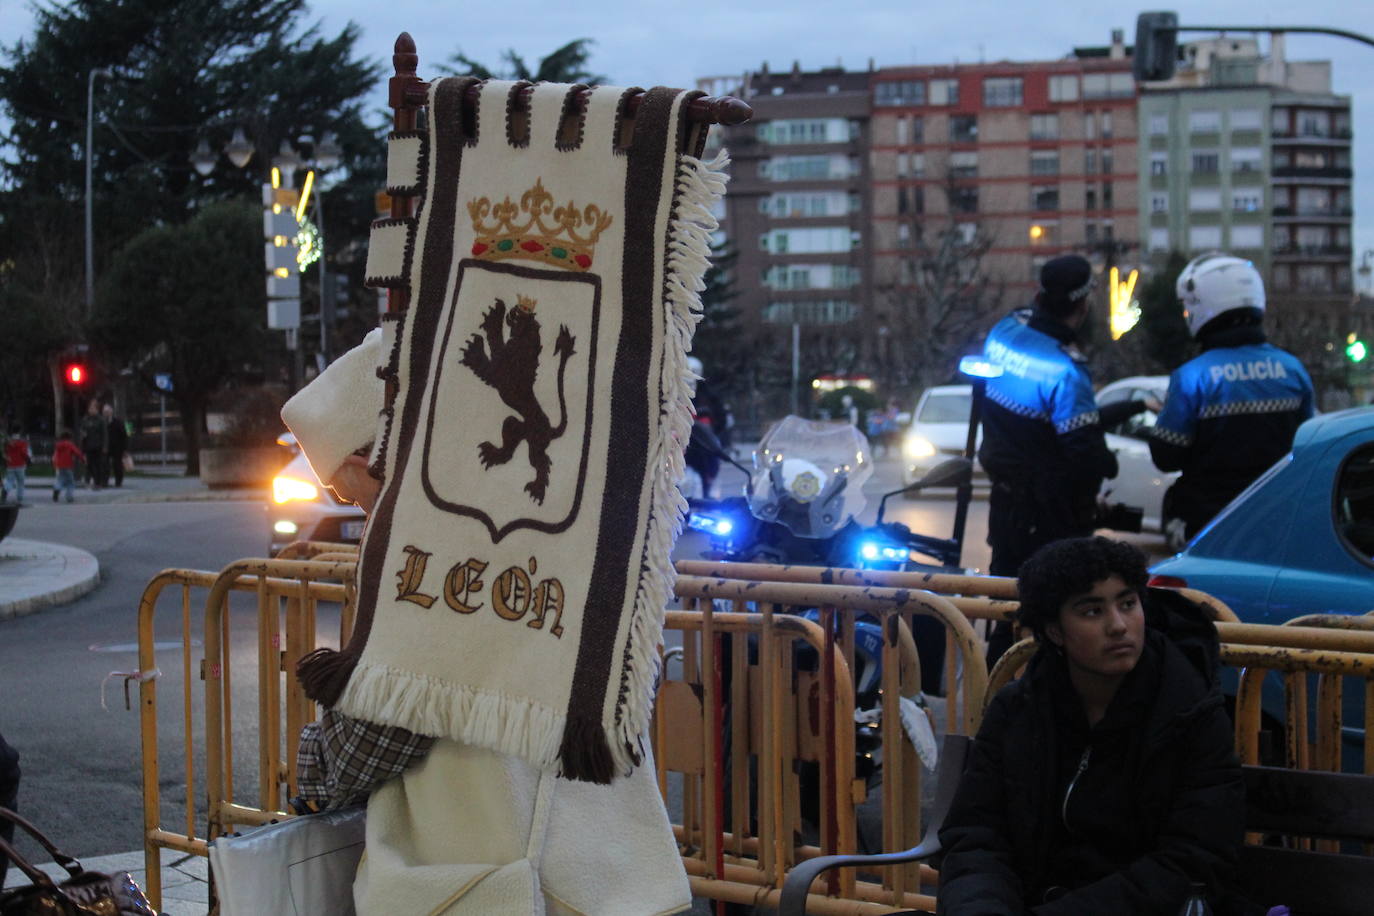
[1149, 406, 1374, 623]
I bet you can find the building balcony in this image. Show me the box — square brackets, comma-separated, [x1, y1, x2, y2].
[1272, 207, 1354, 221]
[1272, 245, 1353, 261]
[1271, 129, 1353, 145]
[1272, 166, 1353, 180]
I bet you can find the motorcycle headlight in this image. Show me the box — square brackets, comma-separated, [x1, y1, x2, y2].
[272, 475, 320, 504]
[903, 434, 936, 460]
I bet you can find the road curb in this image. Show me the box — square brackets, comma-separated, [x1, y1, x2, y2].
[0, 539, 101, 620]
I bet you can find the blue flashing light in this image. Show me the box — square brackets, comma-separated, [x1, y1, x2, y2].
[859, 542, 880, 561]
[713, 518, 735, 536]
[959, 356, 1004, 380]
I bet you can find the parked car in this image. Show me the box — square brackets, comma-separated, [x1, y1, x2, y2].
[1149, 407, 1374, 623]
[266, 435, 366, 556]
[1094, 375, 1181, 538]
[903, 378, 1180, 538]
[900, 385, 982, 488]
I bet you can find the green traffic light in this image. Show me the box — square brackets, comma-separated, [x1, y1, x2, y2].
[1348, 340, 1368, 363]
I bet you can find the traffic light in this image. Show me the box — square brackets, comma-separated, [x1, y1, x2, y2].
[64, 363, 87, 386]
[1134, 11, 1179, 82]
[1347, 333, 1368, 364]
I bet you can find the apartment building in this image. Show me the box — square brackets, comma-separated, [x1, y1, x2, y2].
[869, 33, 1140, 322]
[1138, 36, 1354, 298]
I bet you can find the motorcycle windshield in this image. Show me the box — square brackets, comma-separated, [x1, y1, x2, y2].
[748, 415, 873, 538]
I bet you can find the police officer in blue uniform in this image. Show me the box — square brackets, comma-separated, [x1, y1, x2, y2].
[979, 255, 1153, 662]
[979, 255, 1144, 581]
[1150, 253, 1314, 546]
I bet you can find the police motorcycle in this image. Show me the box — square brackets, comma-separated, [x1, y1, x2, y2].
[682, 415, 973, 846]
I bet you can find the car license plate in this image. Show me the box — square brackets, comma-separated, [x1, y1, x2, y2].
[340, 520, 366, 540]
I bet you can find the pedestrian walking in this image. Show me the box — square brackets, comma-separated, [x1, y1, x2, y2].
[51, 429, 84, 503]
[78, 400, 108, 489]
[3, 426, 31, 505]
[1150, 253, 1315, 547]
[977, 255, 1152, 659]
[105, 404, 130, 487]
[937, 537, 1249, 915]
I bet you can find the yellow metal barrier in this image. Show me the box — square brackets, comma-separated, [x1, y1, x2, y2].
[136, 557, 353, 909]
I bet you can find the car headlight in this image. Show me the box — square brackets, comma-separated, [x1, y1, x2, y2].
[272, 474, 320, 504]
[903, 434, 937, 460]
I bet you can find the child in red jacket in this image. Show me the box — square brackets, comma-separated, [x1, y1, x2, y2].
[51, 429, 85, 504]
[3, 427, 31, 505]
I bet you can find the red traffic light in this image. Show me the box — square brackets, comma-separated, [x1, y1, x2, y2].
[65, 364, 86, 385]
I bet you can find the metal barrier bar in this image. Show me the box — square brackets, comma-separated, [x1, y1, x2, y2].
[675, 560, 1020, 599]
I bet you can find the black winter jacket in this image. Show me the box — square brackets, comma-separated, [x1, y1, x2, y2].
[937, 590, 1248, 915]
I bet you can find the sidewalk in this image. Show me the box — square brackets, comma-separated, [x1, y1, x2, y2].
[0, 472, 266, 620]
[1, 848, 209, 914]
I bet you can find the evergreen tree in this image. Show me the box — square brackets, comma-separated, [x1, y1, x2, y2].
[444, 39, 607, 84]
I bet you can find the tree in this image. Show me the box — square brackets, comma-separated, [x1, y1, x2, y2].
[870, 180, 1005, 394]
[92, 200, 268, 474]
[444, 39, 607, 84]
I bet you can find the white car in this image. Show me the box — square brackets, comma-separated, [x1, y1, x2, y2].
[266, 437, 367, 555]
[900, 385, 983, 487]
[902, 378, 1181, 537]
[1096, 375, 1181, 537]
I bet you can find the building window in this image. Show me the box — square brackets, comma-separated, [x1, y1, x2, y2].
[1150, 152, 1168, 175]
[1086, 186, 1098, 210]
[1230, 108, 1262, 131]
[1101, 149, 1113, 174]
[1188, 109, 1221, 133]
[764, 191, 853, 217]
[757, 118, 854, 144]
[1230, 225, 1263, 249]
[1085, 148, 1097, 174]
[1296, 265, 1330, 290]
[1031, 186, 1060, 211]
[1030, 150, 1059, 175]
[950, 186, 979, 213]
[983, 77, 1024, 107]
[1191, 150, 1220, 173]
[1297, 187, 1332, 214]
[910, 152, 926, 178]
[1085, 222, 1098, 243]
[1273, 226, 1290, 251]
[911, 116, 925, 143]
[762, 154, 856, 181]
[1232, 192, 1261, 212]
[1298, 109, 1331, 137]
[1048, 74, 1079, 101]
[1297, 225, 1331, 252]
[949, 150, 978, 178]
[1085, 112, 1096, 139]
[1102, 182, 1113, 209]
[1149, 227, 1170, 251]
[876, 80, 926, 107]
[895, 117, 907, 145]
[1148, 112, 1169, 135]
[1030, 113, 1059, 140]
[1189, 225, 1222, 250]
[763, 300, 858, 325]
[760, 226, 857, 254]
[1188, 188, 1222, 211]
[1101, 110, 1113, 138]
[897, 223, 912, 247]
[929, 78, 959, 106]
[1272, 107, 1291, 136]
[1150, 192, 1168, 213]
[1083, 72, 1133, 98]
[950, 115, 978, 143]
[1271, 265, 1291, 290]
[1231, 147, 1262, 173]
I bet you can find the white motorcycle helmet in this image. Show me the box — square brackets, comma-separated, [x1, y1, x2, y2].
[1175, 252, 1266, 338]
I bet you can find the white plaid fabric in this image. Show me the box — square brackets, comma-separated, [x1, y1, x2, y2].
[1197, 397, 1304, 421]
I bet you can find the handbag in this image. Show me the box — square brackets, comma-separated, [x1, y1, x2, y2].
[208, 806, 364, 916]
[0, 807, 155, 916]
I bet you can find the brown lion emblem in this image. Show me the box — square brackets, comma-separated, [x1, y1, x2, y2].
[459, 295, 576, 504]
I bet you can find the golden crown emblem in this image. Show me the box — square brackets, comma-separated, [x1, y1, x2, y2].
[468, 179, 612, 272]
[516, 294, 538, 312]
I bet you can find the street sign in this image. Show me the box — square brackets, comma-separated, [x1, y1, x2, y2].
[268, 298, 301, 330]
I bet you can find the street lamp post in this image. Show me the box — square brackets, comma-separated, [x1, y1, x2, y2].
[84, 67, 113, 319]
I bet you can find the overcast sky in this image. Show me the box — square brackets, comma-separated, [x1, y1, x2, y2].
[3, 0, 1371, 277]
